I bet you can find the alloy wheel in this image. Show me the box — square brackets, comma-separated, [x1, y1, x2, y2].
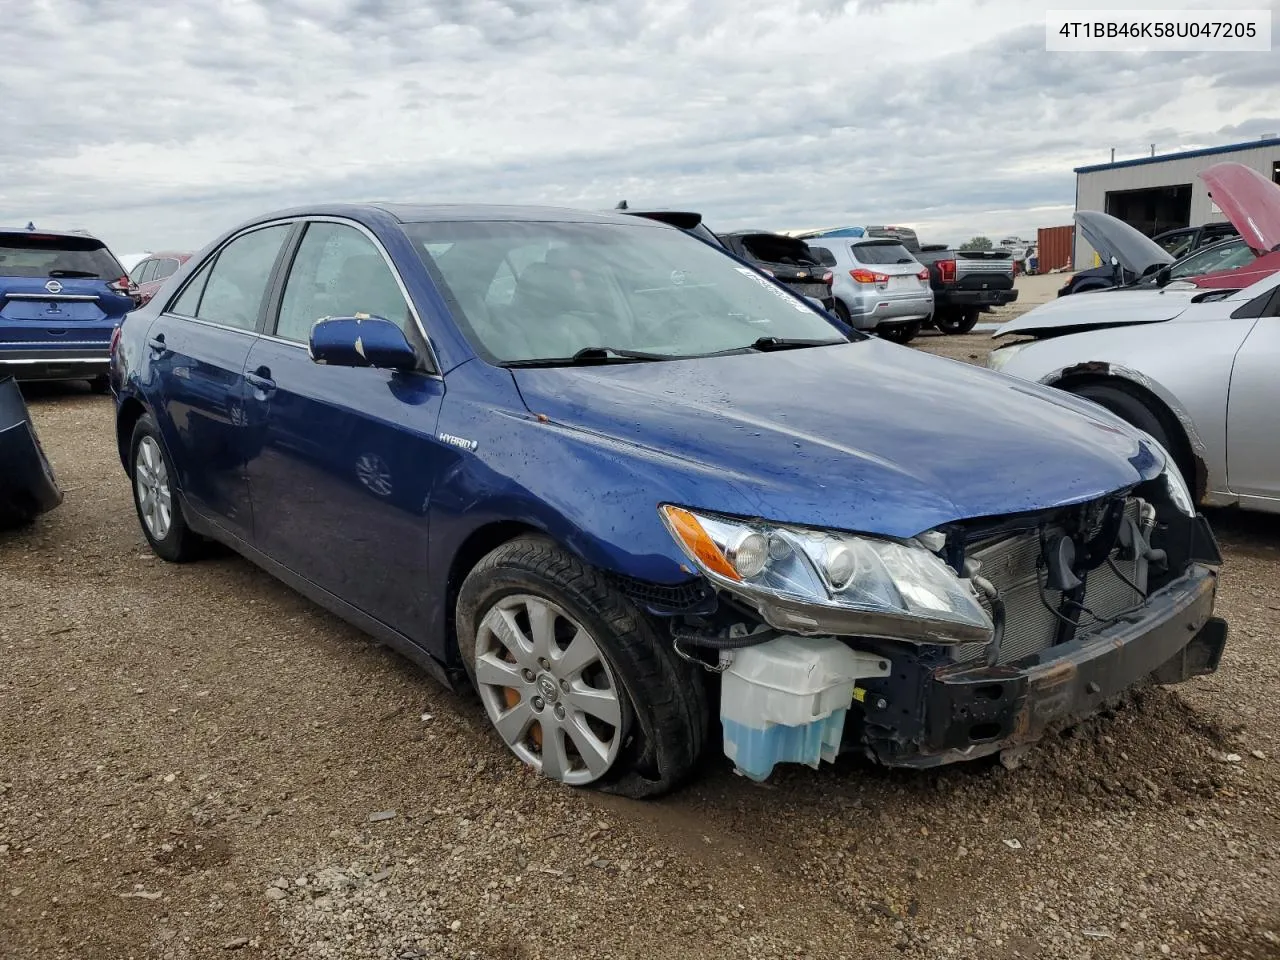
[135, 436, 173, 541]
[474, 594, 623, 785]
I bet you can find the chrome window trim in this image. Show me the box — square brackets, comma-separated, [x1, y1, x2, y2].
[173, 314, 262, 340]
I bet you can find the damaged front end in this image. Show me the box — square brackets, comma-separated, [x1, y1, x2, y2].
[0, 376, 63, 530]
[649, 472, 1226, 780]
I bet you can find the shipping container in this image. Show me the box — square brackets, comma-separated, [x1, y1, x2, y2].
[1037, 225, 1074, 273]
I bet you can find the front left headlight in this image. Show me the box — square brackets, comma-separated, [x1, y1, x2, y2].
[987, 340, 1030, 373]
[660, 505, 992, 645]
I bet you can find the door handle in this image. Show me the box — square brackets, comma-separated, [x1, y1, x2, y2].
[244, 369, 276, 394]
[147, 335, 167, 354]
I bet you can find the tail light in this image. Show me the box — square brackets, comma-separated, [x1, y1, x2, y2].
[822, 271, 833, 285]
[109, 275, 142, 308]
[937, 259, 957, 283]
[850, 268, 889, 284]
[109, 323, 123, 358]
[916, 268, 929, 281]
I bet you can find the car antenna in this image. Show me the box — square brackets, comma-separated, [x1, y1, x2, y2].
[615, 200, 628, 210]
[25, 221, 35, 231]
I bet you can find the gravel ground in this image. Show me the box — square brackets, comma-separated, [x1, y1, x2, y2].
[3, 299, 1278, 959]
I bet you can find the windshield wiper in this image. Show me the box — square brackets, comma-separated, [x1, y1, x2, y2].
[746, 336, 846, 352]
[502, 346, 676, 368]
[47, 270, 100, 278]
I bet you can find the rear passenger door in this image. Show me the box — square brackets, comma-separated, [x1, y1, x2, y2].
[146, 223, 293, 542]
[242, 219, 446, 639]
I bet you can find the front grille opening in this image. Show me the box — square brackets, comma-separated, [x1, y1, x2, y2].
[973, 684, 1005, 701]
[953, 497, 1149, 666]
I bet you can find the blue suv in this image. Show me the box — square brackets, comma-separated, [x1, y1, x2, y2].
[112, 204, 1226, 796]
[1, 225, 136, 390]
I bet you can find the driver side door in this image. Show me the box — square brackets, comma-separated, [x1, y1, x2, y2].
[1226, 288, 1280, 507]
[242, 219, 447, 639]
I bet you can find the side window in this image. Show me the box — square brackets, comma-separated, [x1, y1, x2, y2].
[155, 258, 180, 281]
[129, 259, 153, 283]
[196, 225, 291, 331]
[275, 223, 411, 343]
[809, 245, 837, 268]
[169, 260, 212, 316]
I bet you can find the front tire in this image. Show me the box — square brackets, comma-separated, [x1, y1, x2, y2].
[129, 413, 201, 562]
[457, 536, 710, 798]
[1069, 383, 1192, 489]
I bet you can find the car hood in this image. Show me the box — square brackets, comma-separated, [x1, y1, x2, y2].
[1200, 162, 1280, 255]
[1190, 248, 1280, 289]
[511, 341, 1161, 540]
[994, 285, 1196, 338]
[1074, 211, 1173, 277]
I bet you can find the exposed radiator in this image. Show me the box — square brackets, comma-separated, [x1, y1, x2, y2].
[952, 499, 1147, 666]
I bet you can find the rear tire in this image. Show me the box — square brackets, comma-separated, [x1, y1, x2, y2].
[88, 375, 110, 394]
[935, 309, 979, 334]
[878, 322, 921, 345]
[457, 536, 710, 798]
[129, 413, 201, 562]
[832, 299, 852, 325]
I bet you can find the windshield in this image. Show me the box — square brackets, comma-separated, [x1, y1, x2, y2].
[0, 234, 124, 279]
[1168, 239, 1257, 280]
[406, 220, 849, 364]
[852, 241, 917, 265]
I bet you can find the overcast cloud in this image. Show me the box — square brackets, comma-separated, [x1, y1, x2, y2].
[2, 0, 1278, 252]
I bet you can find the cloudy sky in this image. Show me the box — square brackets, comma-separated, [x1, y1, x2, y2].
[2, 0, 1277, 254]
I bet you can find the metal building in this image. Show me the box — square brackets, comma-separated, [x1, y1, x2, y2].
[1073, 136, 1280, 267]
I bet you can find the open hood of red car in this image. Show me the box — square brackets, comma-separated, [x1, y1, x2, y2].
[1191, 248, 1280, 289]
[1199, 162, 1280, 256]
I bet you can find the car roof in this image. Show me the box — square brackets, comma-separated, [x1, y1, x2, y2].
[0, 226, 106, 241]
[144, 250, 193, 259]
[244, 202, 650, 227]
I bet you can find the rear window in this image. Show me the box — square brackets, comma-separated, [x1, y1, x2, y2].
[851, 241, 917, 266]
[0, 233, 124, 280]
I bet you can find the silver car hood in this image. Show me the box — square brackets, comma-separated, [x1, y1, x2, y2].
[994, 286, 1196, 338]
[1075, 211, 1174, 276]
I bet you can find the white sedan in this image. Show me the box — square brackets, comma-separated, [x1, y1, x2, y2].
[988, 162, 1280, 514]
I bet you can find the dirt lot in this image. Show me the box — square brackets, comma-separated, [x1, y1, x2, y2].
[3, 278, 1278, 959]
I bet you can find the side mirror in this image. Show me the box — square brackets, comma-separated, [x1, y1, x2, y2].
[308, 315, 419, 371]
[1155, 266, 1172, 286]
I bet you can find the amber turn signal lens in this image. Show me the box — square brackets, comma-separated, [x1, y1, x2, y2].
[660, 505, 742, 582]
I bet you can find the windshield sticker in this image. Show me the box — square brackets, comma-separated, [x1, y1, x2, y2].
[734, 266, 814, 312]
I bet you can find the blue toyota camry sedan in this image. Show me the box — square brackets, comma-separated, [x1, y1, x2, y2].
[111, 204, 1226, 796]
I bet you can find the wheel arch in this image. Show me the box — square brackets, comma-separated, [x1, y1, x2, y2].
[115, 395, 149, 472]
[441, 520, 546, 660]
[1048, 365, 1210, 500]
